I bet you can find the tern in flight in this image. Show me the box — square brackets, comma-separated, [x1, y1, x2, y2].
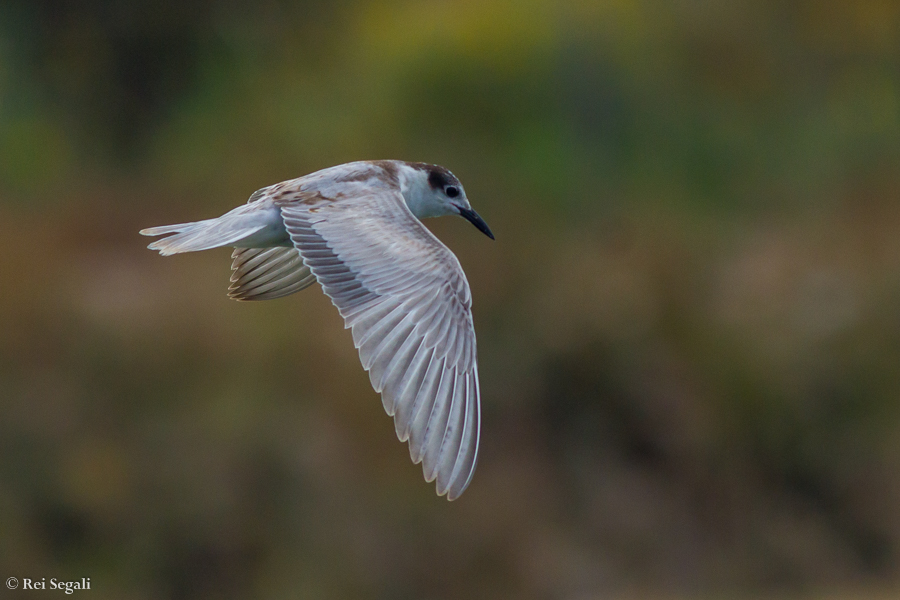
[141, 161, 494, 500]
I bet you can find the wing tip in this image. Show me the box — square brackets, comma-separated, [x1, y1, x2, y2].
[440, 470, 474, 501]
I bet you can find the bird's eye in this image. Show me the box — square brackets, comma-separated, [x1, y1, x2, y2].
[445, 186, 460, 198]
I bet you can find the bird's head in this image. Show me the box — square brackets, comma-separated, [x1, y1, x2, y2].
[399, 162, 495, 240]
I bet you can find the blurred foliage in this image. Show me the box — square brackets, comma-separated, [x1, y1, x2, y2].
[1, 1, 900, 599]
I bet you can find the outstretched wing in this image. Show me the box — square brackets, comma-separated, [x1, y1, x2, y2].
[280, 190, 480, 500]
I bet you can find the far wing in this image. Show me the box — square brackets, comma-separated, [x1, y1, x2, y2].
[280, 191, 480, 500]
[229, 247, 316, 301]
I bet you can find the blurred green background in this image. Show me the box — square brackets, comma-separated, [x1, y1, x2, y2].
[1, 1, 900, 598]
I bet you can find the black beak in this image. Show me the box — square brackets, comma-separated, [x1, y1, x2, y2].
[458, 207, 495, 240]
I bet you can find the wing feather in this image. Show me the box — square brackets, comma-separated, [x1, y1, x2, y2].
[228, 247, 316, 301]
[416, 364, 454, 470]
[435, 372, 467, 490]
[406, 355, 446, 463]
[378, 333, 424, 412]
[423, 368, 459, 481]
[367, 319, 417, 393]
[394, 345, 435, 442]
[280, 190, 481, 499]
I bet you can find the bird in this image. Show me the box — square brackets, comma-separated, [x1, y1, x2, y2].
[140, 160, 494, 500]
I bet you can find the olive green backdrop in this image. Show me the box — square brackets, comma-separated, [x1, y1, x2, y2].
[1, 1, 899, 598]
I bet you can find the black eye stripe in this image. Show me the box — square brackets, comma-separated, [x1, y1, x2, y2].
[446, 186, 460, 198]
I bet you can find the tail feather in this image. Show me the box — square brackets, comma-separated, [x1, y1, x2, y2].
[139, 221, 208, 237]
[140, 217, 267, 256]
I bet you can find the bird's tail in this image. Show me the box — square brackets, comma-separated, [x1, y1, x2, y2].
[140, 216, 268, 256]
